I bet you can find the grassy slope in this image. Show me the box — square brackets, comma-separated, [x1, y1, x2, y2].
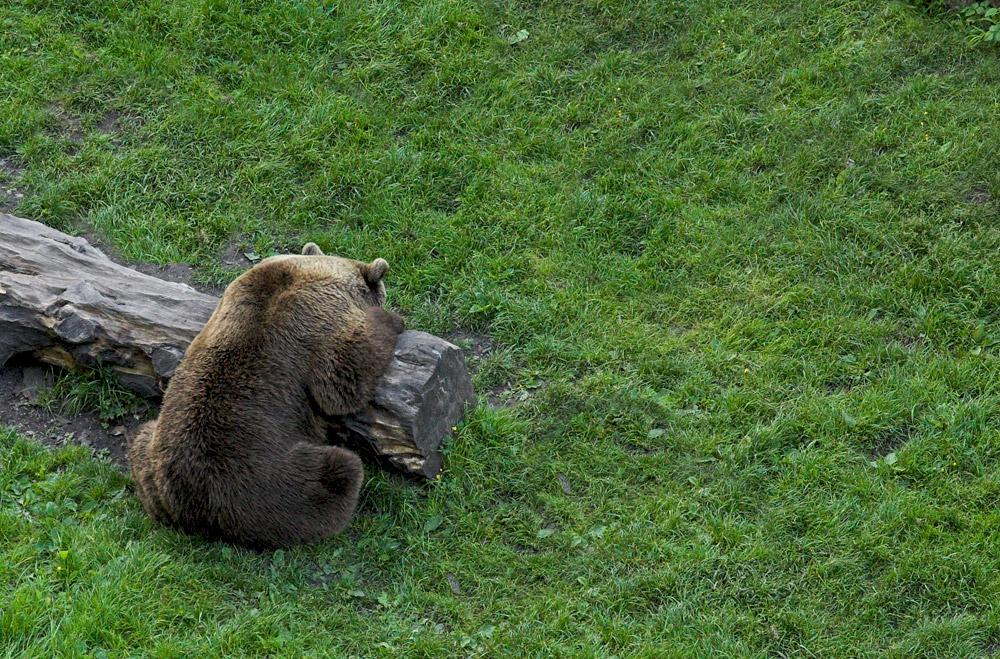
[2, 0, 1000, 656]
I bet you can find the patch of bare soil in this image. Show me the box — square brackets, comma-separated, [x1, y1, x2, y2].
[444, 330, 518, 407]
[96, 110, 143, 148]
[0, 156, 23, 176]
[98, 110, 126, 134]
[485, 379, 548, 408]
[0, 155, 25, 214]
[443, 329, 549, 408]
[130, 262, 218, 293]
[969, 186, 992, 205]
[0, 186, 24, 214]
[219, 242, 256, 271]
[486, 380, 516, 407]
[0, 358, 154, 467]
[870, 426, 911, 460]
[48, 105, 84, 154]
[444, 329, 495, 362]
[893, 327, 927, 351]
[99, 110, 120, 133]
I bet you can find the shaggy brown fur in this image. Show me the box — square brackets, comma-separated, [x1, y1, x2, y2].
[128, 243, 404, 549]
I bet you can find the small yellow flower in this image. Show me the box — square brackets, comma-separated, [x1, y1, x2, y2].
[57, 566, 62, 571]
[452, 426, 457, 431]
[743, 368, 749, 373]
[952, 462, 957, 466]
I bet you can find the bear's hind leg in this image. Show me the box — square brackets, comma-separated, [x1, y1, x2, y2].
[240, 443, 364, 549]
[127, 421, 171, 525]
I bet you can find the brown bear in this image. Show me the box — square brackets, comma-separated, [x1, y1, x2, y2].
[128, 243, 404, 549]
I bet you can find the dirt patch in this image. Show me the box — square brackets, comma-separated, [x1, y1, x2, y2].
[0, 156, 25, 214]
[444, 331, 552, 409]
[487, 379, 548, 408]
[0, 184, 24, 214]
[823, 377, 857, 394]
[443, 327, 545, 409]
[97, 110, 123, 134]
[49, 105, 85, 147]
[556, 472, 572, 495]
[393, 125, 412, 141]
[969, 186, 992, 205]
[47, 105, 142, 151]
[0, 358, 153, 467]
[0, 155, 23, 177]
[507, 540, 543, 555]
[870, 426, 911, 460]
[444, 330, 495, 362]
[131, 262, 225, 295]
[445, 572, 461, 595]
[96, 110, 143, 146]
[219, 242, 256, 271]
[127, 261, 222, 295]
[486, 380, 515, 407]
[128, 262, 198, 286]
[894, 329, 927, 351]
[620, 442, 653, 455]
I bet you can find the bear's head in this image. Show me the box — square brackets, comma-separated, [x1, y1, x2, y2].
[300, 242, 389, 307]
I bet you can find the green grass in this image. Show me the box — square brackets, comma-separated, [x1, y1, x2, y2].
[3, 0, 1000, 656]
[34, 367, 145, 426]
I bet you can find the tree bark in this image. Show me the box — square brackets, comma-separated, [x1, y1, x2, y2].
[0, 214, 217, 395]
[0, 213, 475, 478]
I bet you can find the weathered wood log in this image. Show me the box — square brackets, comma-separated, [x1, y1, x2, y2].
[0, 213, 476, 479]
[329, 330, 475, 478]
[0, 214, 218, 395]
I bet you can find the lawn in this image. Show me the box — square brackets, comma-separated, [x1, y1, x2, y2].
[2, 0, 1000, 656]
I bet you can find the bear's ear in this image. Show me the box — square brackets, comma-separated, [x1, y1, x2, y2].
[361, 258, 389, 287]
[302, 242, 324, 256]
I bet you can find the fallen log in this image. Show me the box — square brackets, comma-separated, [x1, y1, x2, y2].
[0, 214, 216, 395]
[328, 330, 475, 478]
[0, 213, 475, 479]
